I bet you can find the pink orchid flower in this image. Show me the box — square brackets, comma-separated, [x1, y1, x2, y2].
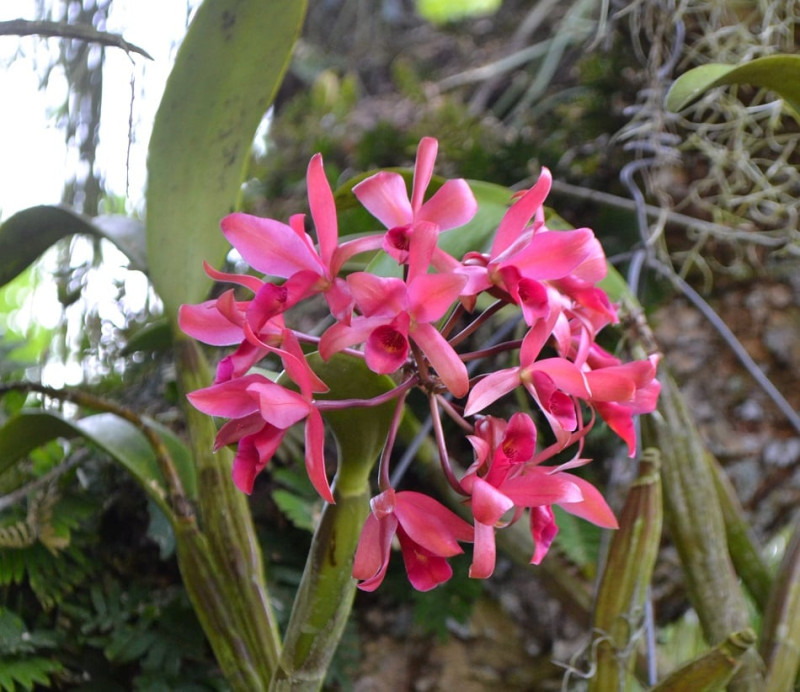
[458, 170, 597, 306]
[465, 316, 590, 444]
[353, 489, 474, 592]
[187, 331, 335, 503]
[219, 154, 383, 325]
[464, 413, 617, 575]
[319, 269, 470, 397]
[584, 349, 662, 456]
[353, 136, 478, 267]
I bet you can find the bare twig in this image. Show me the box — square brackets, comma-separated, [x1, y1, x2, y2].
[0, 383, 191, 518]
[550, 179, 800, 253]
[0, 449, 87, 513]
[0, 19, 153, 60]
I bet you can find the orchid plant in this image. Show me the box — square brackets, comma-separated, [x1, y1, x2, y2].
[179, 136, 661, 593]
[7, 1, 799, 688]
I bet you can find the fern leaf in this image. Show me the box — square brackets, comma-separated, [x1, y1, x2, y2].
[0, 657, 63, 692]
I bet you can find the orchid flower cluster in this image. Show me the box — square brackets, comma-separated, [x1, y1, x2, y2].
[179, 137, 660, 592]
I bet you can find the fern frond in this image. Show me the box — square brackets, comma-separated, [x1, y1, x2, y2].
[0, 656, 63, 692]
[0, 520, 36, 549]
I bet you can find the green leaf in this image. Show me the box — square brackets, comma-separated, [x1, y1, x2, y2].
[272, 489, 316, 532]
[415, 0, 501, 24]
[552, 505, 603, 570]
[0, 411, 197, 516]
[122, 318, 173, 355]
[305, 353, 398, 478]
[0, 657, 62, 692]
[666, 55, 800, 118]
[0, 205, 146, 288]
[440, 179, 512, 258]
[146, 0, 308, 320]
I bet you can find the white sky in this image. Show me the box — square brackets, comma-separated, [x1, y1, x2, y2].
[0, 0, 200, 385]
[0, 0, 199, 218]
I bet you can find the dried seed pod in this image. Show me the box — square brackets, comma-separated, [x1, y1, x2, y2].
[651, 628, 757, 692]
[590, 448, 662, 692]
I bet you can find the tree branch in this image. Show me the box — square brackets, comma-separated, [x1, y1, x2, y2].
[0, 19, 153, 60]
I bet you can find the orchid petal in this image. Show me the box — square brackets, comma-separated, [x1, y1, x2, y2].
[631, 378, 661, 414]
[331, 234, 385, 275]
[323, 277, 355, 322]
[557, 473, 618, 529]
[497, 412, 537, 464]
[214, 340, 268, 383]
[471, 477, 514, 525]
[353, 512, 398, 591]
[214, 412, 265, 450]
[365, 323, 409, 374]
[519, 311, 559, 365]
[221, 212, 321, 277]
[202, 260, 264, 293]
[500, 469, 583, 507]
[595, 401, 636, 456]
[318, 316, 385, 360]
[408, 272, 466, 323]
[528, 370, 579, 431]
[469, 521, 498, 579]
[353, 171, 413, 229]
[245, 381, 311, 429]
[398, 528, 454, 591]
[347, 273, 407, 317]
[491, 168, 552, 257]
[187, 375, 263, 417]
[215, 289, 247, 327]
[530, 505, 558, 565]
[307, 153, 339, 271]
[585, 369, 636, 402]
[504, 229, 594, 280]
[305, 409, 334, 504]
[533, 358, 590, 398]
[411, 136, 438, 213]
[417, 179, 478, 230]
[394, 491, 472, 556]
[231, 426, 285, 494]
[464, 367, 520, 416]
[406, 220, 439, 283]
[272, 329, 329, 395]
[178, 300, 244, 346]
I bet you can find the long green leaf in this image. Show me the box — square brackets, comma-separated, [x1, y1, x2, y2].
[0, 411, 196, 516]
[666, 55, 800, 118]
[761, 520, 800, 691]
[146, 0, 308, 320]
[0, 205, 146, 288]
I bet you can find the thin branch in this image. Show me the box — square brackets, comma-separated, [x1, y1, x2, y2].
[0, 449, 86, 513]
[0, 383, 192, 518]
[647, 258, 800, 436]
[0, 19, 153, 60]
[550, 179, 800, 252]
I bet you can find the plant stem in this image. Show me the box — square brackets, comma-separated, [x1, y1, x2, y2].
[0, 382, 191, 519]
[174, 335, 282, 684]
[269, 453, 372, 690]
